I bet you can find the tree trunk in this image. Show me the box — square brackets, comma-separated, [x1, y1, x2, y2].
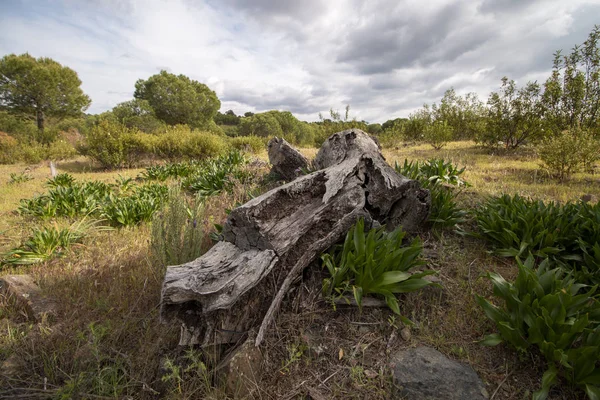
[160, 129, 431, 346]
[36, 109, 45, 137]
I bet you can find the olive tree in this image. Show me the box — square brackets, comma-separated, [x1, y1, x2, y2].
[481, 77, 544, 150]
[0, 53, 91, 139]
[543, 25, 600, 134]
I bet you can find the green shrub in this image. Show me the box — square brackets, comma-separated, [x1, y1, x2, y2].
[8, 172, 33, 184]
[184, 150, 249, 196]
[221, 124, 239, 137]
[0, 111, 38, 142]
[120, 131, 156, 167]
[288, 122, 315, 146]
[238, 113, 283, 137]
[139, 162, 197, 182]
[101, 183, 168, 227]
[538, 127, 600, 180]
[424, 120, 453, 150]
[473, 194, 600, 285]
[321, 218, 438, 323]
[0, 131, 19, 164]
[18, 175, 168, 227]
[395, 159, 468, 229]
[229, 135, 265, 153]
[184, 132, 228, 159]
[477, 256, 600, 399]
[154, 125, 227, 161]
[79, 120, 132, 168]
[45, 139, 78, 161]
[150, 188, 207, 271]
[19, 141, 47, 163]
[46, 173, 76, 187]
[19, 180, 111, 218]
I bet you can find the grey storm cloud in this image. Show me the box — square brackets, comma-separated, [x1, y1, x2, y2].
[336, 2, 497, 74]
[2, 0, 598, 122]
[222, 82, 330, 116]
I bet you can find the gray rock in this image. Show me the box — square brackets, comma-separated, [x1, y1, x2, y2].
[391, 346, 488, 400]
[0, 274, 57, 323]
[267, 137, 308, 181]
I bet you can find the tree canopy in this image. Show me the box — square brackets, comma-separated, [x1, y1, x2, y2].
[0, 53, 91, 133]
[134, 70, 220, 129]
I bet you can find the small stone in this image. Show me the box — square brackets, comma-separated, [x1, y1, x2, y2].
[364, 369, 378, 379]
[1, 353, 26, 377]
[400, 327, 411, 341]
[0, 275, 57, 323]
[219, 338, 263, 398]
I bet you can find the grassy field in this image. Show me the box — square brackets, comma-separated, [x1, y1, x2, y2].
[1, 141, 598, 399]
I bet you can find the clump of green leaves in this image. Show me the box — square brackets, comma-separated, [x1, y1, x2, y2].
[321, 218, 438, 323]
[18, 174, 168, 227]
[1, 219, 104, 266]
[395, 158, 468, 229]
[46, 172, 75, 187]
[139, 162, 196, 181]
[477, 256, 600, 399]
[184, 150, 250, 196]
[101, 183, 168, 227]
[8, 172, 32, 184]
[473, 194, 600, 285]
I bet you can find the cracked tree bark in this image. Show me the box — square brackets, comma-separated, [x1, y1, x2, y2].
[160, 129, 431, 347]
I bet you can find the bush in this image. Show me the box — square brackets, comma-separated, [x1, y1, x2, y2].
[8, 172, 33, 184]
[79, 120, 138, 168]
[154, 125, 228, 161]
[150, 188, 207, 271]
[45, 139, 78, 161]
[424, 120, 453, 150]
[184, 132, 228, 159]
[477, 256, 600, 399]
[538, 127, 600, 180]
[238, 113, 283, 137]
[19, 141, 47, 163]
[395, 159, 468, 229]
[139, 162, 197, 182]
[321, 218, 438, 323]
[229, 135, 266, 153]
[0, 111, 38, 142]
[288, 122, 315, 146]
[0, 131, 18, 164]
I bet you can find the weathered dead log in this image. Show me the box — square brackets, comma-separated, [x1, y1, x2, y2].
[160, 129, 430, 346]
[267, 137, 308, 181]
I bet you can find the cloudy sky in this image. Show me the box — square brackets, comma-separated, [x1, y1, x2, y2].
[1, 0, 598, 123]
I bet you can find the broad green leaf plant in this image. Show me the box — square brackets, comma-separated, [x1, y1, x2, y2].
[477, 256, 600, 399]
[322, 218, 438, 324]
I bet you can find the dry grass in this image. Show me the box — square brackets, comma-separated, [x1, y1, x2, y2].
[1, 143, 597, 399]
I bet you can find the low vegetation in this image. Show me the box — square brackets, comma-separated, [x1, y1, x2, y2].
[322, 218, 437, 324]
[477, 256, 600, 399]
[1, 140, 599, 399]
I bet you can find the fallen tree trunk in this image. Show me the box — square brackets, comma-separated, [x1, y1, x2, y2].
[161, 129, 431, 346]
